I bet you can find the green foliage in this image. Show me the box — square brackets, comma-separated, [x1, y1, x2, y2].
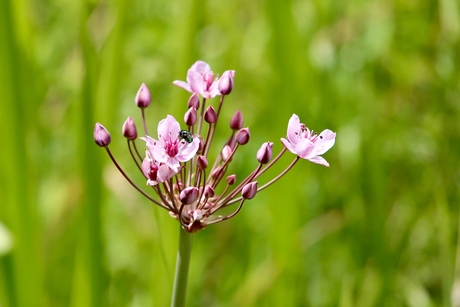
[0, 0, 459, 306]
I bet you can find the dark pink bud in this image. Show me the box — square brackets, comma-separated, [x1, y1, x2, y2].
[204, 106, 217, 123]
[211, 166, 223, 180]
[204, 185, 215, 198]
[197, 155, 208, 169]
[226, 174, 236, 185]
[218, 70, 235, 95]
[135, 83, 151, 108]
[122, 116, 138, 140]
[235, 127, 250, 145]
[188, 93, 200, 109]
[242, 182, 258, 200]
[257, 142, 273, 164]
[221, 145, 232, 162]
[180, 187, 199, 204]
[184, 107, 197, 126]
[94, 123, 111, 147]
[230, 110, 243, 130]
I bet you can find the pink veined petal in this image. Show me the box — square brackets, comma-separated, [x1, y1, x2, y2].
[187, 70, 205, 94]
[157, 164, 174, 182]
[286, 114, 301, 145]
[158, 115, 181, 143]
[280, 137, 297, 155]
[295, 138, 315, 159]
[172, 80, 192, 93]
[310, 129, 336, 156]
[207, 81, 221, 98]
[166, 157, 181, 173]
[176, 138, 200, 162]
[307, 155, 330, 167]
[190, 61, 211, 74]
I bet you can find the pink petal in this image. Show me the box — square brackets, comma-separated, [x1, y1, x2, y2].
[187, 70, 205, 94]
[280, 137, 297, 155]
[158, 164, 174, 182]
[172, 80, 192, 93]
[295, 138, 315, 158]
[158, 115, 180, 142]
[286, 114, 301, 145]
[176, 138, 200, 162]
[190, 61, 211, 74]
[166, 158, 181, 173]
[310, 129, 336, 156]
[307, 156, 330, 167]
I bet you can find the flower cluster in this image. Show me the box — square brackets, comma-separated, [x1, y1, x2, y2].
[94, 61, 336, 232]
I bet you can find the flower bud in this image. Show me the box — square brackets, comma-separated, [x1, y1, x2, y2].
[257, 142, 273, 164]
[135, 83, 151, 108]
[211, 166, 223, 180]
[235, 127, 250, 145]
[226, 174, 236, 185]
[221, 145, 232, 162]
[218, 70, 235, 95]
[230, 110, 243, 130]
[184, 107, 197, 126]
[122, 116, 138, 140]
[197, 155, 208, 169]
[204, 106, 217, 123]
[242, 182, 258, 200]
[188, 93, 200, 109]
[94, 123, 111, 147]
[204, 185, 215, 198]
[180, 187, 199, 204]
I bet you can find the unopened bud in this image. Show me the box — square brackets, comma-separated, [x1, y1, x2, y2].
[211, 166, 223, 180]
[235, 128, 250, 145]
[242, 182, 258, 200]
[135, 83, 151, 108]
[221, 145, 232, 162]
[188, 93, 200, 109]
[204, 185, 215, 198]
[226, 174, 236, 185]
[184, 107, 197, 126]
[122, 117, 138, 140]
[257, 142, 273, 164]
[180, 187, 199, 204]
[204, 106, 217, 123]
[230, 110, 243, 130]
[218, 70, 235, 95]
[94, 123, 111, 147]
[197, 155, 208, 169]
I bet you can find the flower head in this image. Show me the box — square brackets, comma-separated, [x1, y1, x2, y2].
[281, 114, 336, 167]
[142, 115, 199, 173]
[95, 61, 336, 233]
[173, 61, 235, 99]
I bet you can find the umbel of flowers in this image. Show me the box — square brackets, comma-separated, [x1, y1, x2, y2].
[94, 61, 336, 233]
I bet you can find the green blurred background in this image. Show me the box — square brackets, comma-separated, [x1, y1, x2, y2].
[1, 0, 459, 306]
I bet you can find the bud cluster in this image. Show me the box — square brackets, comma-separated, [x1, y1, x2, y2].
[94, 61, 336, 232]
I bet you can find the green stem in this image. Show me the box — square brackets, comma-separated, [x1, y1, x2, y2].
[171, 227, 194, 307]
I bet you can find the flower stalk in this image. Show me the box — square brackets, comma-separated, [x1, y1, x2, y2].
[171, 227, 194, 307]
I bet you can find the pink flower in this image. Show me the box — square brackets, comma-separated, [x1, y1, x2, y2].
[281, 114, 336, 167]
[142, 115, 199, 173]
[173, 61, 235, 99]
[142, 152, 175, 186]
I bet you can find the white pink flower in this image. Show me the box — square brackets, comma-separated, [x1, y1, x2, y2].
[173, 61, 235, 99]
[142, 115, 199, 173]
[281, 114, 336, 167]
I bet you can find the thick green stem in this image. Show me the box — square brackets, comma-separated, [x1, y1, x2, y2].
[171, 227, 194, 307]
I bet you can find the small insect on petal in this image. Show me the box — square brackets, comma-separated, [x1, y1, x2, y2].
[178, 130, 194, 143]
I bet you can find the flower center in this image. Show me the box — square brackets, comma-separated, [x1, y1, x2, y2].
[165, 140, 179, 157]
